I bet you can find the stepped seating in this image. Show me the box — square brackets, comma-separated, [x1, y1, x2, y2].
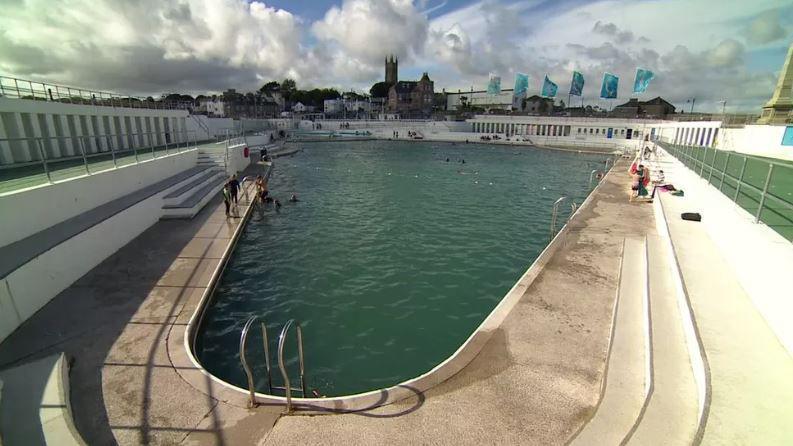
[0, 353, 84, 445]
[162, 175, 226, 219]
[0, 165, 214, 280]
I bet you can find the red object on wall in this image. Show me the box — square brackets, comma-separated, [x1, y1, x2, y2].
[243, 146, 249, 158]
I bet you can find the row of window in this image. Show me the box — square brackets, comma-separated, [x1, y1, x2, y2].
[471, 121, 647, 139]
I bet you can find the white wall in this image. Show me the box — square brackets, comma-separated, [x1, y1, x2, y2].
[0, 98, 190, 165]
[0, 179, 181, 342]
[718, 125, 793, 161]
[0, 149, 196, 247]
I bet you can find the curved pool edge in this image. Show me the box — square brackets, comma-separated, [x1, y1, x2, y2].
[172, 156, 619, 412]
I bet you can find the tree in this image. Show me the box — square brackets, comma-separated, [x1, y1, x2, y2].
[369, 81, 392, 98]
[259, 81, 280, 94]
[460, 96, 469, 108]
[281, 78, 297, 100]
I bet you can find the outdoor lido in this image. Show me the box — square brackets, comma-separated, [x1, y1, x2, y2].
[0, 62, 792, 445]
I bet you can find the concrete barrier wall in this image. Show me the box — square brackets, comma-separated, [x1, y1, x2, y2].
[0, 184, 173, 342]
[0, 149, 196, 247]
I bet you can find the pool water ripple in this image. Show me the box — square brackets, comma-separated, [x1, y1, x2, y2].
[195, 141, 607, 397]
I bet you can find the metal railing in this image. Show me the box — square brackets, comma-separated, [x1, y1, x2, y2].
[0, 130, 199, 189]
[239, 316, 272, 408]
[660, 142, 793, 242]
[277, 319, 307, 413]
[549, 196, 567, 241]
[0, 75, 193, 110]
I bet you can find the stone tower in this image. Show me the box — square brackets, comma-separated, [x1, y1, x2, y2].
[758, 43, 793, 124]
[385, 55, 398, 84]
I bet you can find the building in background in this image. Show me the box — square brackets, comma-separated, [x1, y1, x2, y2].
[385, 55, 398, 85]
[757, 44, 793, 124]
[198, 89, 279, 119]
[387, 73, 434, 117]
[612, 97, 676, 119]
[445, 89, 516, 112]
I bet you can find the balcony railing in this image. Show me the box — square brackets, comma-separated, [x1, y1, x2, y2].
[0, 75, 193, 111]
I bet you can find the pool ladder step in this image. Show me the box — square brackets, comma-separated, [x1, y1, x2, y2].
[239, 316, 307, 412]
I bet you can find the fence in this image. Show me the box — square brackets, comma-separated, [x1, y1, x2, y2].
[660, 142, 793, 242]
[0, 75, 192, 111]
[0, 130, 202, 194]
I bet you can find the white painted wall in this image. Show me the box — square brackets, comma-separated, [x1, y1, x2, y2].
[0, 179, 181, 342]
[0, 98, 190, 165]
[718, 125, 793, 161]
[0, 149, 196, 247]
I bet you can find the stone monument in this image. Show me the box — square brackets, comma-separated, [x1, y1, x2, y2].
[758, 43, 793, 124]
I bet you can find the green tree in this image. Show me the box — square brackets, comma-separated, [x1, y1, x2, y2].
[369, 81, 392, 98]
[281, 78, 297, 100]
[259, 81, 280, 94]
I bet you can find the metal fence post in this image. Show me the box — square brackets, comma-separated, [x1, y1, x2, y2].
[78, 137, 90, 174]
[108, 135, 117, 168]
[150, 132, 156, 159]
[35, 138, 52, 183]
[719, 153, 730, 191]
[733, 157, 748, 202]
[755, 164, 774, 223]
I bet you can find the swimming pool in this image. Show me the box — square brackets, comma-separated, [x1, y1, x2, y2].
[195, 141, 608, 397]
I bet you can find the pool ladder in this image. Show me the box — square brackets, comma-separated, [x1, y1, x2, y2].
[549, 196, 578, 241]
[239, 316, 307, 412]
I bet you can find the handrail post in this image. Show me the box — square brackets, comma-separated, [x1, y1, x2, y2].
[109, 134, 117, 168]
[755, 164, 774, 223]
[718, 153, 730, 191]
[78, 137, 90, 174]
[239, 316, 258, 408]
[588, 169, 597, 189]
[35, 138, 52, 183]
[297, 325, 306, 398]
[733, 157, 748, 202]
[278, 320, 294, 413]
[262, 322, 273, 393]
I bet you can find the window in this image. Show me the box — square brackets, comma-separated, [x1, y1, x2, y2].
[577, 128, 581, 133]
[596, 128, 600, 134]
[589, 128, 593, 134]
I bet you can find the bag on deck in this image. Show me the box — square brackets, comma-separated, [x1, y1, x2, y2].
[681, 212, 701, 222]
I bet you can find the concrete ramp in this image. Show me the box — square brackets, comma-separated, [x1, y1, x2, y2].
[0, 353, 85, 445]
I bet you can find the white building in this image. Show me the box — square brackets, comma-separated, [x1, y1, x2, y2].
[446, 89, 520, 111]
[293, 102, 307, 113]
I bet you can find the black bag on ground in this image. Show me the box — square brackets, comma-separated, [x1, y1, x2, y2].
[681, 212, 702, 222]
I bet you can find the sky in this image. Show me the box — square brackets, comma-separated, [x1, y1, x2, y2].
[0, 0, 792, 113]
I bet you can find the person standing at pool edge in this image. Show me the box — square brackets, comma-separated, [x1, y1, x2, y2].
[222, 183, 232, 217]
[228, 174, 240, 204]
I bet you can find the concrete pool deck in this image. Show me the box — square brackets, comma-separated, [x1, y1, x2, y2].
[0, 157, 659, 445]
[2, 149, 787, 444]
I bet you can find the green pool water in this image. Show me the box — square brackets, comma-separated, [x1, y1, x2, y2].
[195, 140, 609, 397]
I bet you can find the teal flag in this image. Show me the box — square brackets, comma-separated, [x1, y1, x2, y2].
[569, 71, 584, 96]
[600, 72, 619, 99]
[541, 75, 558, 98]
[513, 73, 529, 99]
[633, 68, 655, 93]
[487, 74, 501, 95]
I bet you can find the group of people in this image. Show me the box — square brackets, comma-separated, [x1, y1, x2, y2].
[629, 146, 675, 202]
[221, 173, 299, 218]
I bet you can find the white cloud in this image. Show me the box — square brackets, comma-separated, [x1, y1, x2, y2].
[312, 0, 428, 65]
[745, 10, 789, 45]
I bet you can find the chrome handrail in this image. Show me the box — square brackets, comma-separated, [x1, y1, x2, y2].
[588, 169, 598, 188]
[277, 319, 307, 413]
[550, 196, 567, 242]
[239, 316, 258, 408]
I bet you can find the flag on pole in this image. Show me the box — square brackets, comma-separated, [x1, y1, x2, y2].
[541, 75, 558, 98]
[487, 74, 501, 95]
[633, 68, 655, 93]
[569, 71, 584, 96]
[600, 73, 619, 99]
[513, 73, 529, 99]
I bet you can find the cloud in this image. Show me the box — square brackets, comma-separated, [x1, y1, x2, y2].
[312, 0, 428, 65]
[744, 10, 788, 44]
[592, 20, 634, 44]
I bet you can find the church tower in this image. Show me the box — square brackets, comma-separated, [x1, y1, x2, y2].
[385, 54, 398, 84]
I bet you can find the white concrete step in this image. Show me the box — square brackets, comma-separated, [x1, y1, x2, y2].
[0, 353, 85, 445]
[570, 237, 650, 445]
[626, 235, 698, 444]
[161, 177, 226, 219]
[162, 169, 224, 206]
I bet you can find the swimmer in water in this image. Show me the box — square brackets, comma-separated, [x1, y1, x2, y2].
[289, 193, 299, 202]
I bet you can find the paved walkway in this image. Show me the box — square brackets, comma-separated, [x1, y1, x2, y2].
[0, 160, 658, 445]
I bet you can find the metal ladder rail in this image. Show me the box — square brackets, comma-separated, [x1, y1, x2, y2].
[274, 319, 307, 413]
[239, 316, 272, 408]
[549, 196, 567, 242]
